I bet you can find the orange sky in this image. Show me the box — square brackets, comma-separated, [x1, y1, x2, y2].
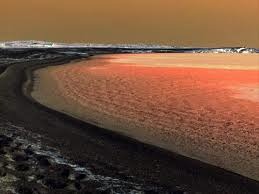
[0, 0, 258, 47]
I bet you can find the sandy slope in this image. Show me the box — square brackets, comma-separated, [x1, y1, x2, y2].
[31, 53, 259, 181]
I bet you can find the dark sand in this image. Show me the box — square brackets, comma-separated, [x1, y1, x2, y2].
[1, 53, 259, 193]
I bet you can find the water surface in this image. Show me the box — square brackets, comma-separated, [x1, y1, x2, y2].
[32, 53, 259, 180]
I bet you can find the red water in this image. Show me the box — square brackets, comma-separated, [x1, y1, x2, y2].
[33, 54, 259, 180]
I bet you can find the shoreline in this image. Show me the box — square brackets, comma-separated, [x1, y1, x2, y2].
[1, 54, 259, 193]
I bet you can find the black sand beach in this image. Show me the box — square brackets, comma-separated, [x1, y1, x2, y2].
[0, 48, 259, 193]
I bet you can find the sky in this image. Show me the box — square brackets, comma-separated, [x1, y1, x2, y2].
[0, 0, 258, 47]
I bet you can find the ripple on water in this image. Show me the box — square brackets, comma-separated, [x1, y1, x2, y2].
[31, 53, 259, 181]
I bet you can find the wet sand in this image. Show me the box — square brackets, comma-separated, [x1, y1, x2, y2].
[31, 53, 259, 181]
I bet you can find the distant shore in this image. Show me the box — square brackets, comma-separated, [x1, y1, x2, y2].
[1, 51, 259, 193]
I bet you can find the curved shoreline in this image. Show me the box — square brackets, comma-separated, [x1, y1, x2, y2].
[1, 54, 259, 193]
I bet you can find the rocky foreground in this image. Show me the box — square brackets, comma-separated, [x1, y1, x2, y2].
[1, 121, 174, 194]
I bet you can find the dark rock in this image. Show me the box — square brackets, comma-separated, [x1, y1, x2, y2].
[16, 163, 30, 171]
[75, 173, 86, 180]
[173, 190, 185, 194]
[14, 142, 23, 148]
[36, 155, 51, 167]
[60, 167, 70, 178]
[0, 161, 7, 168]
[24, 148, 34, 155]
[143, 189, 159, 194]
[74, 182, 82, 190]
[36, 174, 44, 180]
[96, 189, 112, 194]
[48, 164, 71, 178]
[0, 169, 7, 177]
[13, 154, 29, 162]
[9, 147, 16, 153]
[0, 148, 6, 155]
[16, 186, 33, 194]
[43, 178, 67, 189]
[81, 180, 102, 193]
[0, 135, 12, 147]
[39, 158, 51, 167]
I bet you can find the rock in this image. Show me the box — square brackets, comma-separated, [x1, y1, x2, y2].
[36, 155, 51, 167]
[0, 148, 6, 155]
[24, 147, 34, 155]
[80, 180, 102, 193]
[96, 189, 112, 194]
[16, 163, 30, 171]
[16, 186, 33, 194]
[39, 158, 51, 167]
[13, 142, 23, 148]
[143, 190, 158, 194]
[0, 161, 7, 168]
[43, 178, 67, 189]
[13, 154, 29, 162]
[173, 190, 186, 194]
[60, 168, 70, 178]
[9, 147, 16, 153]
[48, 164, 71, 178]
[0, 135, 12, 147]
[36, 174, 44, 180]
[75, 173, 86, 180]
[74, 182, 82, 190]
[0, 169, 7, 177]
